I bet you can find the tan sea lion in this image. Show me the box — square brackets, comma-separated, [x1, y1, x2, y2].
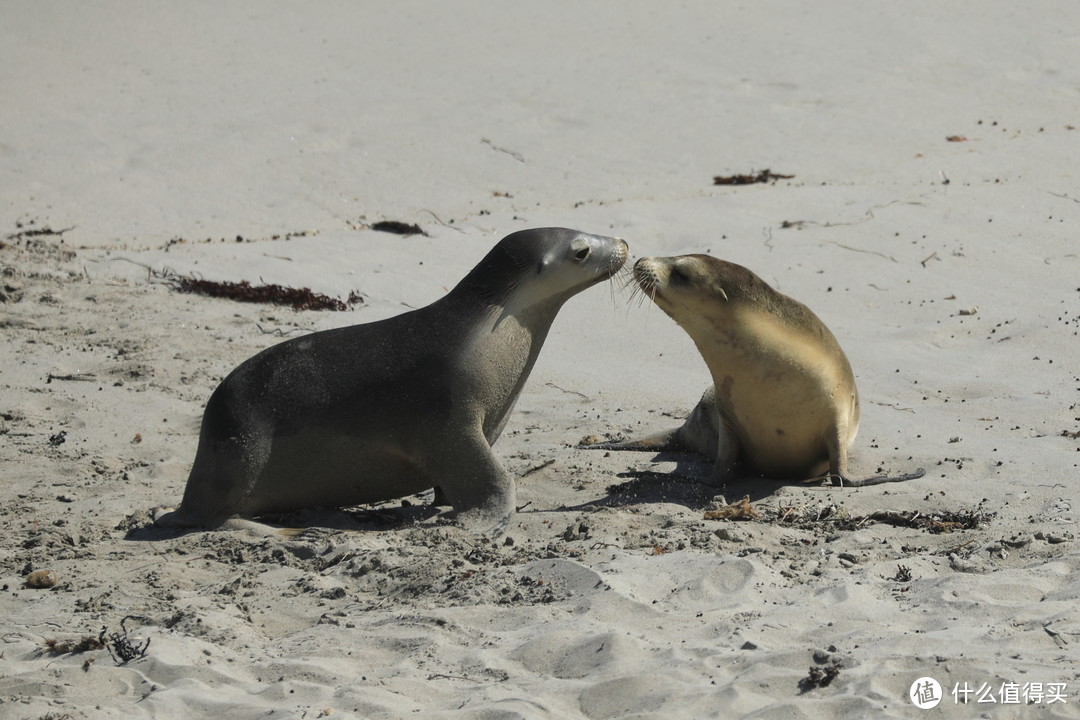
[153, 228, 628, 534]
[588, 254, 923, 487]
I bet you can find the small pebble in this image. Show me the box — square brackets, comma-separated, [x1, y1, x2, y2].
[25, 570, 60, 588]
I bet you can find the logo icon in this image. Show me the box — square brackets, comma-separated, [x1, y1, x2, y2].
[910, 677, 943, 709]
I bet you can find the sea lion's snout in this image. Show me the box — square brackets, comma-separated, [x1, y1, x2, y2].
[607, 238, 629, 275]
[576, 234, 628, 281]
[632, 256, 667, 297]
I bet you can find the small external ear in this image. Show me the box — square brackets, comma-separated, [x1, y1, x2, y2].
[718, 287, 729, 301]
[536, 256, 551, 274]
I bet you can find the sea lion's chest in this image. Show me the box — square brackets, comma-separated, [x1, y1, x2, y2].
[702, 310, 847, 460]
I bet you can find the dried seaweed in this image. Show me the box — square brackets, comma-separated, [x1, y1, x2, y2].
[703, 496, 760, 521]
[773, 506, 993, 534]
[101, 616, 150, 664]
[371, 221, 428, 236]
[798, 661, 843, 691]
[168, 275, 363, 311]
[44, 636, 106, 654]
[713, 169, 794, 186]
[42, 617, 149, 665]
[864, 509, 991, 533]
[4, 224, 75, 241]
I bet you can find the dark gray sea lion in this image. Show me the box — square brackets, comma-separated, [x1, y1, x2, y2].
[153, 228, 628, 534]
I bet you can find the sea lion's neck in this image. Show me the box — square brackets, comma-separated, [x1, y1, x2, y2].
[487, 304, 562, 443]
[438, 287, 565, 444]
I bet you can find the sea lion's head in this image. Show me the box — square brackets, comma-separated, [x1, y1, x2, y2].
[633, 254, 780, 334]
[635, 254, 744, 309]
[469, 228, 629, 311]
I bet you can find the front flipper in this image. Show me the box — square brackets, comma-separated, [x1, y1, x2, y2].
[579, 387, 722, 457]
[821, 468, 927, 487]
[434, 431, 516, 536]
[581, 387, 742, 490]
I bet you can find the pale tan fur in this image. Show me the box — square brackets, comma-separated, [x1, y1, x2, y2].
[605, 254, 862, 484]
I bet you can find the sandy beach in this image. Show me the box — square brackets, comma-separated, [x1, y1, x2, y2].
[2, 2, 1079, 718]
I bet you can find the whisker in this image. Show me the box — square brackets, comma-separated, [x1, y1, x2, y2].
[608, 267, 618, 315]
[605, 251, 636, 316]
[638, 286, 653, 309]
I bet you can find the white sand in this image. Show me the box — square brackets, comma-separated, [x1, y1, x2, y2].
[2, 2, 1079, 718]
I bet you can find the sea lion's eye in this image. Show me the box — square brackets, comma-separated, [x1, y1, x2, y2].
[573, 246, 591, 262]
[670, 267, 689, 284]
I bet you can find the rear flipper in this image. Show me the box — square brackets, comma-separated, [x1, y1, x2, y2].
[820, 468, 927, 488]
[578, 428, 689, 453]
[152, 505, 196, 527]
[152, 505, 298, 537]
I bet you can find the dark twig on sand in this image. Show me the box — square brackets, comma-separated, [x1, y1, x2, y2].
[5, 225, 76, 241]
[713, 169, 794, 186]
[100, 616, 150, 665]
